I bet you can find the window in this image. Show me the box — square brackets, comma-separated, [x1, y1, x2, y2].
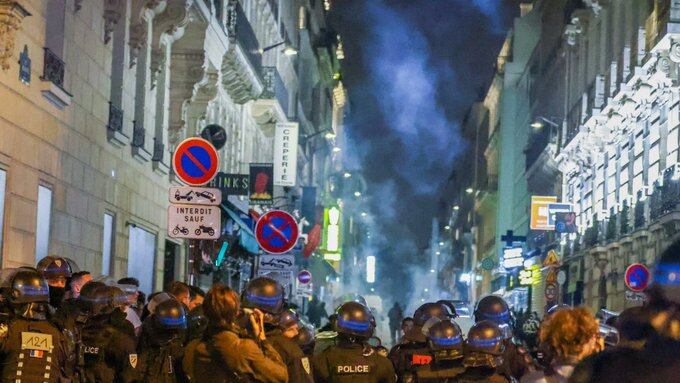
[35, 185, 53, 262]
[0, 169, 5, 262]
[649, 143, 660, 164]
[102, 213, 114, 276]
[620, 166, 629, 184]
[127, 226, 156, 295]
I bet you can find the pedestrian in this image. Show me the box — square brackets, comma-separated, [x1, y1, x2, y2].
[242, 277, 313, 382]
[388, 302, 404, 345]
[0, 268, 72, 382]
[389, 302, 449, 382]
[188, 285, 205, 312]
[59, 270, 92, 318]
[400, 317, 414, 342]
[76, 281, 138, 382]
[520, 307, 600, 383]
[166, 281, 191, 308]
[414, 318, 466, 382]
[307, 299, 320, 327]
[570, 239, 680, 382]
[186, 286, 208, 342]
[137, 295, 188, 383]
[312, 301, 396, 382]
[456, 320, 511, 383]
[474, 295, 533, 379]
[182, 284, 288, 382]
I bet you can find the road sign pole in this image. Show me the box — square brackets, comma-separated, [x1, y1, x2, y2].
[188, 239, 201, 285]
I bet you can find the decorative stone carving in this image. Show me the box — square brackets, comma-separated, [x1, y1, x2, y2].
[0, 1, 30, 71]
[103, 0, 124, 44]
[149, 48, 165, 88]
[669, 37, 680, 63]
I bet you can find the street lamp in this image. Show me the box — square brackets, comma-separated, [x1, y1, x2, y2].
[444, 225, 451, 230]
[465, 187, 474, 194]
[354, 191, 362, 197]
[258, 41, 298, 56]
[439, 241, 444, 246]
[453, 205, 460, 211]
[332, 146, 341, 153]
[343, 172, 352, 178]
[325, 132, 336, 139]
[361, 212, 367, 217]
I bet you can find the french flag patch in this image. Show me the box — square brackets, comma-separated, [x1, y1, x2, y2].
[29, 350, 44, 358]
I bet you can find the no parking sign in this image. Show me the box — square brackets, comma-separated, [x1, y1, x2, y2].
[172, 138, 219, 186]
[255, 210, 299, 254]
[625, 263, 650, 292]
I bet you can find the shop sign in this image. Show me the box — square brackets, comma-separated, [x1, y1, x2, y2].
[322, 206, 342, 261]
[502, 247, 524, 269]
[249, 163, 273, 206]
[273, 122, 299, 187]
[209, 173, 249, 197]
[530, 196, 557, 230]
[519, 264, 541, 286]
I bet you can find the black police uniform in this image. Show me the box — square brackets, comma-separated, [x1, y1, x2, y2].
[268, 329, 314, 383]
[0, 268, 72, 383]
[137, 322, 186, 383]
[186, 304, 207, 342]
[412, 318, 466, 383]
[313, 340, 396, 383]
[79, 314, 138, 383]
[0, 316, 71, 382]
[414, 362, 465, 382]
[388, 340, 432, 382]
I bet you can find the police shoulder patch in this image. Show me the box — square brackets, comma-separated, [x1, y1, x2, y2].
[129, 354, 138, 368]
[0, 323, 7, 339]
[301, 357, 311, 375]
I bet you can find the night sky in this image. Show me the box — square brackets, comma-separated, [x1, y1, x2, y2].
[330, 0, 520, 249]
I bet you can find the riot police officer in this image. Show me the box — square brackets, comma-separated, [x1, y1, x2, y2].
[137, 296, 187, 383]
[457, 320, 510, 383]
[0, 268, 72, 382]
[388, 302, 449, 382]
[474, 295, 531, 379]
[243, 277, 313, 382]
[77, 281, 138, 382]
[36, 256, 77, 311]
[413, 319, 465, 382]
[313, 301, 396, 382]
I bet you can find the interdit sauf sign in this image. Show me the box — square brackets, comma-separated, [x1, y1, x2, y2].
[274, 122, 299, 187]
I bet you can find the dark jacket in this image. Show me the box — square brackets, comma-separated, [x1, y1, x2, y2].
[136, 317, 187, 383]
[313, 340, 396, 383]
[269, 330, 314, 383]
[414, 361, 465, 382]
[456, 366, 511, 383]
[79, 314, 138, 383]
[0, 316, 71, 383]
[182, 327, 288, 383]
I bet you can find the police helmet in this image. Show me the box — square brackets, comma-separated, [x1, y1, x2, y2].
[241, 277, 285, 315]
[335, 301, 375, 338]
[279, 309, 300, 330]
[36, 256, 77, 280]
[427, 319, 464, 360]
[651, 240, 680, 305]
[333, 293, 368, 309]
[474, 295, 510, 325]
[295, 324, 316, 354]
[78, 281, 114, 316]
[547, 304, 571, 316]
[0, 268, 50, 304]
[413, 302, 450, 327]
[108, 285, 129, 310]
[463, 320, 505, 368]
[155, 298, 187, 330]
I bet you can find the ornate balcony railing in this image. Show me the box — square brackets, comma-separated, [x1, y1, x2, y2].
[152, 138, 165, 162]
[107, 102, 123, 133]
[41, 48, 65, 88]
[261, 66, 289, 114]
[131, 120, 145, 148]
[634, 191, 646, 229]
[227, 1, 262, 77]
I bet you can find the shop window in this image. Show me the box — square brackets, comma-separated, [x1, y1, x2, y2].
[102, 213, 114, 275]
[35, 185, 52, 262]
[127, 225, 156, 295]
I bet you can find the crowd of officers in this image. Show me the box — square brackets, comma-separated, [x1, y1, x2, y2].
[0, 239, 679, 382]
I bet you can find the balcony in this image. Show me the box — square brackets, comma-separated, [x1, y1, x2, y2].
[251, 66, 288, 135]
[222, 1, 264, 104]
[152, 138, 170, 175]
[40, 48, 71, 109]
[131, 120, 152, 163]
[106, 102, 128, 147]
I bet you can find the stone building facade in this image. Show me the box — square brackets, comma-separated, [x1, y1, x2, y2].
[0, 0, 345, 294]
